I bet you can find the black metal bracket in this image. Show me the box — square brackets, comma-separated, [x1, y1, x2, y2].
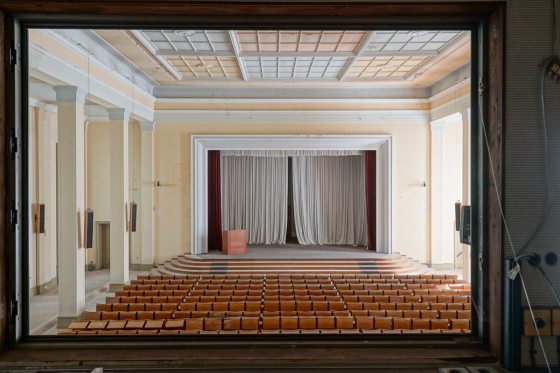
[10, 200, 18, 233]
[9, 292, 18, 325]
[9, 40, 17, 72]
[10, 128, 17, 160]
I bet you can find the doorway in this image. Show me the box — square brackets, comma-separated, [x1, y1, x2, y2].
[96, 222, 110, 270]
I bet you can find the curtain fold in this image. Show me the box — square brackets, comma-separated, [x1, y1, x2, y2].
[207, 150, 223, 251]
[292, 155, 368, 246]
[221, 155, 288, 244]
[365, 150, 377, 251]
[221, 150, 364, 157]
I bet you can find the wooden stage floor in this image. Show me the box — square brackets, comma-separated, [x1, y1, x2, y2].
[190, 244, 390, 260]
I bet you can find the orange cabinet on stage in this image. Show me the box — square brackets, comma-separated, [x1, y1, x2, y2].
[222, 230, 247, 255]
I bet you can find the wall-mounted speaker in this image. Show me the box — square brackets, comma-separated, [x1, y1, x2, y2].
[459, 205, 471, 245]
[130, 202, 138, 233]
[36, 204, 45, 234]
[84, 209, 94, 249]
[455, 202, 462, 232]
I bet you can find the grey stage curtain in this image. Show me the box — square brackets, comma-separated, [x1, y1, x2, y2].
[292, 155, 368, 246]
[221, 150, 364, 157]
[221, 155, 288, 244]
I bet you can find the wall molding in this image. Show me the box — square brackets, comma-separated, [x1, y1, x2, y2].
[40, 29, 156, 102]
[191, 135, 392, 255]
[430, 93, 471, 122]
[157, 110, 430, 123]
[29, 97, 58, 113]
[29, 42, 154, 121]
[155, 97, 430, 104]
[429, 78, 471, 103]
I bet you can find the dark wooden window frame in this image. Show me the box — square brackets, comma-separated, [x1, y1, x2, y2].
[0, 1, 505, 369]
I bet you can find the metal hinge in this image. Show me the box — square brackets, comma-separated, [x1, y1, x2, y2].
[10, 200, 17, 232]
[10, 128, 17, 160]
[9, 40, 17, 72]
[10, 292, 18, 324]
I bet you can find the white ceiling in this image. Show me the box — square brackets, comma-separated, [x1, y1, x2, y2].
[132, 29, 470, 82]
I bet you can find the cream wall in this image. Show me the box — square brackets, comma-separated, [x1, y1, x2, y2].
[128, 122, 143, 267]
[87, 121, 142, 269]
[441, 119, 464, 265]
[28, 105, 58, 294]
[153, 122, 431, 263]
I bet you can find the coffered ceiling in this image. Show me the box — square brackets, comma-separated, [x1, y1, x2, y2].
[94, 29, 470, 86]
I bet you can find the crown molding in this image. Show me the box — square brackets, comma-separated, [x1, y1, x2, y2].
[155, 110, 430, 123]
[429, 77, 471, 103]
[29, 97, 58, 113]
[430, 93, 471, 122]
[40, 29, 156, 102]
[155, 97, 429, 104]
[29, 42, 154, 121]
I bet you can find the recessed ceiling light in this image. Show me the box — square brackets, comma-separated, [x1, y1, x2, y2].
[198, 64, 214, 69]
[409, 31, 429, 37]
[381, 65, 395, 70]
[175, 30, 195, 36]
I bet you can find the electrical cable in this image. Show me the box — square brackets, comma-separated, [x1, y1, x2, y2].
[479, 91, 553, 372]
[516, 59, 554, 257]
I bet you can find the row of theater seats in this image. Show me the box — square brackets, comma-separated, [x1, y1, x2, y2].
[60, 273, 471, 335]
[84, 309, 471, 320]
[96, 300, 471, 312]
[66, 314, 471, 334]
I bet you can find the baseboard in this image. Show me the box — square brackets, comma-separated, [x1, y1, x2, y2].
[30, 276, 58, 297]
[57, 312, 84, 329]
[130, 264, 154, 271]
[429, 263, 456, 270]
[109, 281, 131, 292]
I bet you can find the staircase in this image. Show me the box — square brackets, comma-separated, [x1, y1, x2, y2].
[151, 253, 432, 276]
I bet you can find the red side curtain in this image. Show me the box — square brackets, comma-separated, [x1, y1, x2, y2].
[365, 151, 376, 251]
[208, 150, 223, 251]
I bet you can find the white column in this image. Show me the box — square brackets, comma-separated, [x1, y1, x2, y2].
[430, 121, 445, 265]
[108, 108, 131, 291]
[140, 121, 155, 271]
[54, 86, 86, 328]
[461, 108, 471, 281]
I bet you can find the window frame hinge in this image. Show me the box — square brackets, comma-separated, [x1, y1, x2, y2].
[10, 128, 18, 160]
[9, 40, 17, 72]
[9, 292, 18, 325]
[10, 200, 18, 233]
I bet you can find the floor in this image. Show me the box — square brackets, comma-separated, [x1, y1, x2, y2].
[29, 268, 150, 335]
[191, 244, 393, 260]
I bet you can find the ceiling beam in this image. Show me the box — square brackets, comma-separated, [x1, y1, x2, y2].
[360, 50, 440, 57]
[155, 50, 236, 56]
[227, 30, 248, 81]
[155, 49, 440, 57]
[338, 31, 377, 81]
[129, 30, 184, 81]
[156, 50, 360, 58]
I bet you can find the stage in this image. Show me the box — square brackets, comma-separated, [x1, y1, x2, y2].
[190, 244, 392, 260]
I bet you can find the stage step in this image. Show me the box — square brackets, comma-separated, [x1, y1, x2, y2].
[151, 254, 431, 276]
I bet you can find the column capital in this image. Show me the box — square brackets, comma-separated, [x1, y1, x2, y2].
[107, 108, 131, 121]
[430, 121, 446, 132]
[139, 121, 155, 132]
[461, 108, 471, 122]
[53, 86, 86, 104]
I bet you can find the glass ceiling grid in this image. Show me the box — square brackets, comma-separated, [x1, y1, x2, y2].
[140, 30, 468, 80]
